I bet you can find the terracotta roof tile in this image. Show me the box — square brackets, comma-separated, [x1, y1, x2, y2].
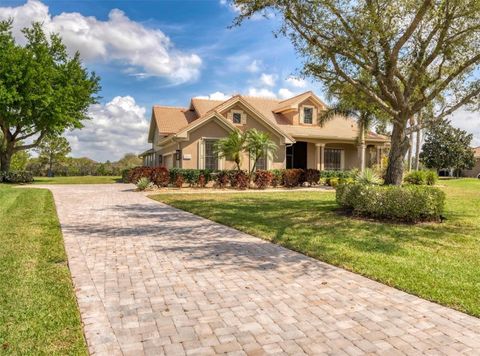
[153, 106, 198, 134]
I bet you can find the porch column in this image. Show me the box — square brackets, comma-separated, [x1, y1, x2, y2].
[316, 143, 325, 171]
[358, 143, 366, 172]
[376, 146, 383, 167]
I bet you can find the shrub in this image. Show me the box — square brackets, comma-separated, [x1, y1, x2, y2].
[283, 169, 303, 187]
[0, 171, 34, 183]
[305, 169, 320, 185]
[136, 177, 153, 191]
[198, 174, 207, 188]
[336, 183, 445, 223]
[328, 177, 339, 187]
[355, 168, 382, 185]
[270, 169, 283, 187]
[404, 170, 427, 185]
[128, 166, 153, 184]
[425, 170, 438, 185]
[229, 170, 249, 190]
[320, 170, 355, 179]
[150, 167, 170, 187]
[175, 174, 184, 188]
[254, 170, 273, 189]
[121, 168, 131, 183]
[404, 170, 438, 186]
[214, 170, 229, 188]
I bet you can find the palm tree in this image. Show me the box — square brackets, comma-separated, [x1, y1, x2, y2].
[318, 105, 375, 172]
[244, 128, 277, 174]
[214, 130, 245, 171]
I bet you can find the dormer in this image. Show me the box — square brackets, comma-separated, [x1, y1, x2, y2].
[274, 91, 327, 126]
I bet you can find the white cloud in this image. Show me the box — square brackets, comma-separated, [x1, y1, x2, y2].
[64, 96, 149, 162]
[0, 0, 202, 83]
[194, 91, 232, 101]
[278, 88, 295, 99]
[286, 76, 307, 88]
[246, 59, 262, 73]
[247, 87, 276, 98]
[450, 109, 480, 147]
[260, 73, 276, 87]
[219, 0, 268, 20]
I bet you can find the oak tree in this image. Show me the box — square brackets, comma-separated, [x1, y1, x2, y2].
[233, 0, 480, 184]
[0, 21, 100, 172]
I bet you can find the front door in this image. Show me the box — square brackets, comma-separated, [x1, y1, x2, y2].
[286, 141, 307, 169]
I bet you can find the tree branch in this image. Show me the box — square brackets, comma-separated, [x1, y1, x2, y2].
[13, 130, 47, 152]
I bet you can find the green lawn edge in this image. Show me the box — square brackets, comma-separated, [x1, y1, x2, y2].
[0, 185, 88, 355]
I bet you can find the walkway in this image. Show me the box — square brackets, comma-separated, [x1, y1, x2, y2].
[43, 184, 480, 355]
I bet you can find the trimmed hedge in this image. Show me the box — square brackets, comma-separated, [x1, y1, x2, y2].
[0, 171, 34, 183]
[336, 183, 445, 222]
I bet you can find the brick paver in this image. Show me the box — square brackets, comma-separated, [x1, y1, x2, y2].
[43, 184, 480, 355]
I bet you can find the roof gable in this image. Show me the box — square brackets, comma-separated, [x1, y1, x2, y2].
[274, 91, 327, 113]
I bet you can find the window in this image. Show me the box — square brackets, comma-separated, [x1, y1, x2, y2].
[232, 112, 242, 124]
[158, 154, 163, 166]
[256, 155, 267, 170]
[325, 148, 342, 170]
[204, 140, 218, 170]
[250, 150, 267, 170]
[303, 107, 313, 124]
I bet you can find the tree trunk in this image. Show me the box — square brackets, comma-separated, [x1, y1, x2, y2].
[0, 151, 12, 173]
[414, 128, 421, 170]
[384, 122, 410, 185]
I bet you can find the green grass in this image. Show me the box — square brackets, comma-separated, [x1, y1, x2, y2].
[32, 176, 121, 184]
[151, 178, 480, 317]
[0, 185, 87, 355]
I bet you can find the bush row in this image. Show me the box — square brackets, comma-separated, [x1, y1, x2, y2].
[336, 183, 445, 222]
[0, 171, 34, 184]
[126, 166, 356, 189]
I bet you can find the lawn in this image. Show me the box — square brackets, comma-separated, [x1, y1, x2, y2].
[151, 179, 480, 317]
[32, 175, 121, 184]
[0, 185, 87, 355]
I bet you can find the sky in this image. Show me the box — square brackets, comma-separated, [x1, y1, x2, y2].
[0, 0, 479, 161]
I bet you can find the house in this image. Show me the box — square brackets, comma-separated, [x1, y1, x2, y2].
[141, 91, 389, 171]
[463, 147, 480, 178]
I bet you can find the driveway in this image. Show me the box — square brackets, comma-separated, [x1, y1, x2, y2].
[43, 184, 480, 355]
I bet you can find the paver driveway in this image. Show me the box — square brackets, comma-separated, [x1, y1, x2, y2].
[44, 184, 480, 355]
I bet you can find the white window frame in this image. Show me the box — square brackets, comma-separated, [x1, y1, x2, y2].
[300, 105, 315, 125]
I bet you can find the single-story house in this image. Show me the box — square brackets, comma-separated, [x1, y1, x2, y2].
[141, 91, 389, 171]
[463, 147, 480, 178]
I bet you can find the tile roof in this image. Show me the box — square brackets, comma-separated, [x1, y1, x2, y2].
[152, 92, 389, 143]
[473, 146, 480, 157]
[153, 106, 198, 134]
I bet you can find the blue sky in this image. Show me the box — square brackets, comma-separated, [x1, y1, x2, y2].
[0, 0, 478, 161]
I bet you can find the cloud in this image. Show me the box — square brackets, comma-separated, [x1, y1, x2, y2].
[260, 73, 276, 87]
[219, 0, 268, 20]
[246, 59, 262, 73]
[0, 0, 202, 83]
[247, 87, 276, 98]
[278, 88, 295, 99]
[64, 96, 149, 162]
[286, 76, 307, 88]
[194, 91, 232, 100]
[449, 109, 480, 147]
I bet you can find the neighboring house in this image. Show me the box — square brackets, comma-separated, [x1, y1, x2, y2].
[141, 91, 389, 171]
[463, 147, 480, 178]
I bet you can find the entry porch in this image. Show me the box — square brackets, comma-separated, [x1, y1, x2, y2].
[286, 140, 385, 171]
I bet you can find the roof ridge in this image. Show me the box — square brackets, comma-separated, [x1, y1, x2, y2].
[153, 105, 188, 110]
[278, 90, 312, 103]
